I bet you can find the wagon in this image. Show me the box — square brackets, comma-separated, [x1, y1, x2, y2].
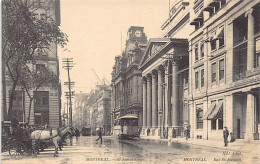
[2, 125, 76, 157]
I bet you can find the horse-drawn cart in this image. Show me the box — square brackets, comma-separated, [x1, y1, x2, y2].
[2, 124, 76, 157]
[7, 136, 31, 156]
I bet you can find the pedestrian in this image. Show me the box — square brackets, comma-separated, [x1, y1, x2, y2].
[96, 127, 102, 144]
[75, 128, 80, 138]
[184, 126, 190, 140]
[147, 128, 150, 136]
[223, 126, 229, 147]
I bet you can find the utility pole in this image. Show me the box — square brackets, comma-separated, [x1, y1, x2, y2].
[63, 58, 74, 126]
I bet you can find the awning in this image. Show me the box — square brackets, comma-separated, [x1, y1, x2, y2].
[208, 101, 223, 119]
[204, 0, 221, 11]
[190, 9, 203, 25]
[213, 26, 224, 40]
[202, 102, 216, 120]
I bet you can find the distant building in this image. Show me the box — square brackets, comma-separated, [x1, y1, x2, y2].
[95, 87, 111, 135]
[111, 26, 148, 131]
[73, 92, 89, 128]
[74, 84, 111, 135]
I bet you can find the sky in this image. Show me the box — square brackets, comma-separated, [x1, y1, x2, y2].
[59, 0, 170, 96]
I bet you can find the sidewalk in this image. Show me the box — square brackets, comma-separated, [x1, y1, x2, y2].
[140, 136, 259, 152]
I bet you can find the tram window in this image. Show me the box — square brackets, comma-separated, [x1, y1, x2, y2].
[133, 120, 138, 126]
[132, 120, 138, 126]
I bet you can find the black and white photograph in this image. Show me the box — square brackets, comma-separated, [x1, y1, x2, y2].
[1, 0, 260, 163]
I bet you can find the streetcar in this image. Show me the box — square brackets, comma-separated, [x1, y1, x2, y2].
[81, 127, 91, 136]
[113, 115, 140, 139]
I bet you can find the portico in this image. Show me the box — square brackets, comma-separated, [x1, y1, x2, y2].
[139, 38, 189, 139]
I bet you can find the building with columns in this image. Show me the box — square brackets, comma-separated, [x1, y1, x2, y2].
[189, 0, 260, 140]
[111, 26, 147, 131]
[139, 1, 190, 139]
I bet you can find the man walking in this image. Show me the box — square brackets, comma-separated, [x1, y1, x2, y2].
[184, 125, 190, 140]
[75, 128, 80, 139]
[96, 127, 102, 144]
[223, 126, 229, 147]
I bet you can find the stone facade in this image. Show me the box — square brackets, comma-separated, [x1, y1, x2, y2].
[139, 1, 190, 139]
[4, 0, 62, 128]
[111, 26, 148, 132]
[189, 0, 260, 141]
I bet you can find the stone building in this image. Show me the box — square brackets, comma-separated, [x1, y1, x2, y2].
[111, 26, 148, 131]
[189, 0, 260, 140]
[95, 87, 111, 135]
[73, 92, 89, 128]
[139, 0, 190, 139]
[4, 0, 62, 128]
[78, 84, 111, 135]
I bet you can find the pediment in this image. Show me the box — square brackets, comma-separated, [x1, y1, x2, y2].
[139, 38, 170, 67]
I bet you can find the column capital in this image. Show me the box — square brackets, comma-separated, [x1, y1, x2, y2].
[146, 74, 152, 82]
[245, 8, 254, 17]
[156, 65, 164, 75]
[162, 60, 169, 68]
[171, 58, 181, 66]
[152, 70, 157, 78]
[142, 77, 147, 84]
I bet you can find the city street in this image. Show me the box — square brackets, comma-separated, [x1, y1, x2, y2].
[2, 136, 258, 164]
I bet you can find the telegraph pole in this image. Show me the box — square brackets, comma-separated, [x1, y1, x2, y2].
[63, 58, 74, 126]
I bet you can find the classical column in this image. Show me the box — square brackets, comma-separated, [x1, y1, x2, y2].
[245, 92, 256, 140]
[245, 8, 255, 70]
[171, 60, 178, 127]
[157, 68, 163, 131]
[147, 75, 152, 128]
[152, 70, 158, 128]
[142, 78, 147, 128]
[163, 62, 170, 128]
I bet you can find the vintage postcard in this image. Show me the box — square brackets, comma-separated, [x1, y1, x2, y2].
[1, 0, 260, 163]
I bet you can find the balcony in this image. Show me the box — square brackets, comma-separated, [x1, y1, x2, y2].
[233, 66, 260, 82]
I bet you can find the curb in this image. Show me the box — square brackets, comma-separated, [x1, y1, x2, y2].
[139, 136, 247, 152]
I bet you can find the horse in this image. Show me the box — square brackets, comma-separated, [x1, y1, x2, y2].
[30, 126, 74, 157]
[58, 126, 76, 150]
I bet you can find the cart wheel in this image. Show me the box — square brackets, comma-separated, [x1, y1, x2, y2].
[9, 141, 27, 157]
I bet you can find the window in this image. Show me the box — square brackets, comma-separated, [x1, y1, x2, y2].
[211, 99, 223, 130]
[218, 118, 223, 129]
[219, 59, 225, 81]
[35, 91, 49, 107]
[220, 0, 226, 8]
[200, 42, 204, 58]
[214, 2, 220, 12]
[218, 28, 224, 47]
[195, 71, 199, 89]
[195, 44, 199, 61]
[211, 119, 217, 130]
[201, 69, 204, 87]
[210, 39, 217, 51]
[196, 105, 203, 129]
[211, 63, 216, 83]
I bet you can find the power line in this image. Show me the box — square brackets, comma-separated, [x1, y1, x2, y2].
[62, 58, 74, 126]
